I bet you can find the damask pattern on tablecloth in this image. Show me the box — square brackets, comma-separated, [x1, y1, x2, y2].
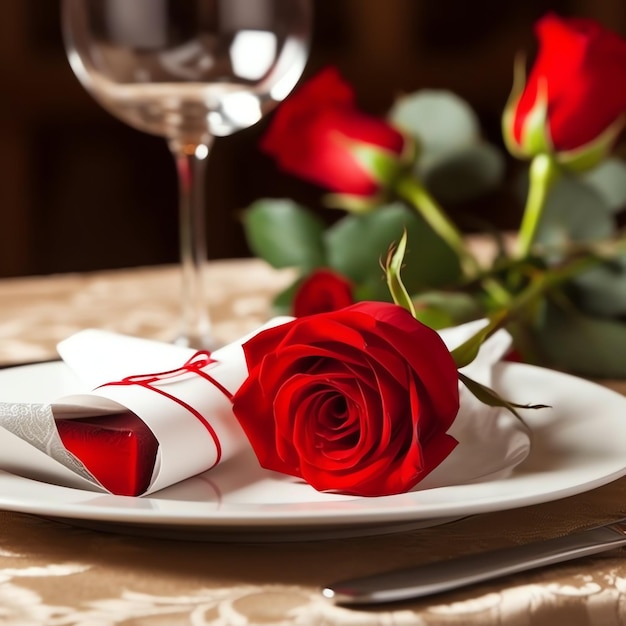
[4, 569, 626, 625]
[0, 260, 295, 366]
[2, 258, 626, 625]
[0, 557, 89, 624]
[0, 508, 626, 626]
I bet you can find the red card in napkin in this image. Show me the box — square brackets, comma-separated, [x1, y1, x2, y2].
[55, 411, 159, 496]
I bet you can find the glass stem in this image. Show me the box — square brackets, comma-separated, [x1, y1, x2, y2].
[169, 137, 214, 349]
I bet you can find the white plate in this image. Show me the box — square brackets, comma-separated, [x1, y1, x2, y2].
[0, 361, 625, 541]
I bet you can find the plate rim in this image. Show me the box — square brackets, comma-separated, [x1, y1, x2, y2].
[0, 360, 624, 532]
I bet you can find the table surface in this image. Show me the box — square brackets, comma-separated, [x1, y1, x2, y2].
[2, 259, 626, 626]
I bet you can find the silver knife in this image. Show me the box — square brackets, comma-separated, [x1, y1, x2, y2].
[322, 518, 626, 605]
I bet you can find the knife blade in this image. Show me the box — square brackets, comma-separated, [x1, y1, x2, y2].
[322, 518, 626, 605]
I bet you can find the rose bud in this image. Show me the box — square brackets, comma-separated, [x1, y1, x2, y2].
[261, 67, 413, 206]
[292, 269, 354, 317]
[232, 301, 460, 497]
[502, 13, 626, 171]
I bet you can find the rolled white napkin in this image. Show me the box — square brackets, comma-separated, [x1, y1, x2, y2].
[0, 318, 289, 495]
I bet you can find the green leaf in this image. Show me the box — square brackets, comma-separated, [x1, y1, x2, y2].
[325, 203, 462, 293]
[450, 323, 494, 369]
[529, 175, 614, 250]
[583, 158, 626, 213]
[458, 372, 547, 424]
[570, 253, 626, 317]
[536, 302, 626, 378]
[412, 307, 456, 331]
[412, 291, 483, 330]
[388, 90, 480, 166]
[242, 199, 327, 270]
[422, 143, 506, 203]
[450, 306, 511, 369]
[352, 280, 392, 302]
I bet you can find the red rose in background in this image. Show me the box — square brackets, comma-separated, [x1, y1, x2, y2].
[261, 67, 407, 197]
[504, 13, 626, 161]
[292, 269, 354, 317]
[232, 302, 460, 496]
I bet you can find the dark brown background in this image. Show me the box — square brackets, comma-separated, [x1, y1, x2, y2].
[1, 0, 624, 278]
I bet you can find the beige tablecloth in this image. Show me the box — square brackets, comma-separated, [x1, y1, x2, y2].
[1, 260, 626, 626]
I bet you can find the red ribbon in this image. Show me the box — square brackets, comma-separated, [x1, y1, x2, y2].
[97, 351, 233, 468]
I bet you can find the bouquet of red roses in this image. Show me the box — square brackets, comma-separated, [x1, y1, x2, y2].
[243, 13, 626, 379]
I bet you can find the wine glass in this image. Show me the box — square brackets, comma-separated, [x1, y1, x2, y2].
[61, 0, 312, 348]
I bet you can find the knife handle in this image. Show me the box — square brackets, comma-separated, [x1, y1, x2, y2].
[323, 522, 626, 605]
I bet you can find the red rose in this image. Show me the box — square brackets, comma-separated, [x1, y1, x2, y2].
[261, 67, 407, 197]
[232, 302, 460, 496]
[292, 269, 354, 317]
[504, 13, 626, 161]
